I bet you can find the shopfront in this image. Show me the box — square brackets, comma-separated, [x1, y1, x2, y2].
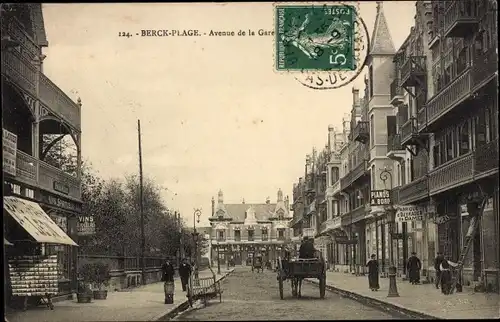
[3, 194, 78, 307]
[38, 189, 82, 295]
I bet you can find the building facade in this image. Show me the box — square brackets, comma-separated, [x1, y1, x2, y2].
[2, 3, 83, 298]
[208, 190, 293, 266]
[389, 0, 499, 291]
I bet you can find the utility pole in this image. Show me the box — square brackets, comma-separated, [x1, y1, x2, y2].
[138, 119, 146, 285]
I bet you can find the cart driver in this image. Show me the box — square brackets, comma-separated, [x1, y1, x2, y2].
[299, 236, 316, 259]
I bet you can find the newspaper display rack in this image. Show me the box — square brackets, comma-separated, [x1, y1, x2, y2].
[8, 254, 59, 310]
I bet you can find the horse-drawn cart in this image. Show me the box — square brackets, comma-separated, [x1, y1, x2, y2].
[276, 256, 326, 300]
[252, 255, 263, 273]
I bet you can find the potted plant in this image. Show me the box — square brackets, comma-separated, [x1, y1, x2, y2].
[77, 263, 94, 303]
[92, 262, 110, 300]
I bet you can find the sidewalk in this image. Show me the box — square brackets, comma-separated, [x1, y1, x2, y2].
[5, 268, 234, 322]
[306, 271, 500, 319]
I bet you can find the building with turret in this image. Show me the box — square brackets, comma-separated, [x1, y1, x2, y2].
[208, 189, 293, 266]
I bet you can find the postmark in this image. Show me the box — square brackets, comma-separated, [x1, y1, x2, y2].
[274, 2, 370, 90]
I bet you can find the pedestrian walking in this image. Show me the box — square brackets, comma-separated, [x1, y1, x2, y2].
[161, 259, 175, 304]
[434, 252, 445, 289]
[440, 257, 459, 295]
[178, 258, 192, 292]
[406, 252, 422, 285]
[366, 254, 380, 291]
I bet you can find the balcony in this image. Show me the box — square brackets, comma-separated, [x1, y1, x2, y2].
[1, 45, 38, 97]
[340, 160, 368, 191]
[443, 2, 478, 38]
[352, 121, 370, 144]
[472, 50, 497, 92]
[342, 205, 368, 225]
[425, 69, 472, 131]
[399, 176, 429, 205]
[416, 108, 427, 132]
[474, 139, 499, 177]
[429, 153, 474, 195]
[39, 74, 81, 130]
[387, 134, 405, 161]
[10, 150, 82, 200]
[400, 118, 417, 146]
[390, 78, 404, 105]
[400, 56, 426, 88]
[14, 150, 38, 186]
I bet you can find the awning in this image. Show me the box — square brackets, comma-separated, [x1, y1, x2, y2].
[3, 196, 78, 246]
[4, 238, 13, 246]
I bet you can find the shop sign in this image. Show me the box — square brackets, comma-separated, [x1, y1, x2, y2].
[3, 129, 17, 176]
[48, 213, 68, 233]
[370, 190, 391, 206]
[53, 181, 70, 195]
[77, 215, 95, 236]
[434, 214, 452, 225]
[395, 205, 424, 222]
[39, 191, 82, 213]
[335, 236, 358, 245]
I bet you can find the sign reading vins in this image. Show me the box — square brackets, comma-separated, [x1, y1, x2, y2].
[77, 215, 95, 236]
[370, 190, 391, 206]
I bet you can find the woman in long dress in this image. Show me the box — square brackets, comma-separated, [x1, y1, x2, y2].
[366, 254, 380, 291]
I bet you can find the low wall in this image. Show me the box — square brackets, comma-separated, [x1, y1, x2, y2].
[77, 254, 174, 291]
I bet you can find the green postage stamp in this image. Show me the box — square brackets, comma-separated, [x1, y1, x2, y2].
[275, 4, 356, 72]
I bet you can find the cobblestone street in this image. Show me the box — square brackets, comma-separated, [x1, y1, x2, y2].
[173, 267, 403, 320]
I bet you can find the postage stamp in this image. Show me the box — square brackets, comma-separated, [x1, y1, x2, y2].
[275, 4, 356, 72]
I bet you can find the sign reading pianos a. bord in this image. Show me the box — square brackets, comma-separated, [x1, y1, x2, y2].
[370, 189, 391, 206]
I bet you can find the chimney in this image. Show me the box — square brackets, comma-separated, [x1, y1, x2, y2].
[242, 198, 245, 204]
[352, 86, 360, 107]
[266, 197, 270, 204]
[211, 196, 215, 216]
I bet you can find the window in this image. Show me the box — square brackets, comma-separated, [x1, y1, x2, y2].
[401, 160, 406, 185]
[218, 230, 225, 241]
[234, 230, 241, 241]
[248, 230, 254, 241]
[331, 200, 336, 217]
[474, 110, 487, 148]
[278, 229, 285, 240]
[331, 167, 339, 185]
[370, 114, 375, 147]
[261, 228, 268, 241]
[397, 164, 401, 186]
[408, 158, 414, 181]
[488, 106, 497, 141]
[369, 65, 374, 98]
[445, 130, 455, 161]
[455, 44, 468, 76]
[443, 50, 453, 86]
[432, 61, 442, 93]
[371, 165, 376, 189]
[457, 121, 470, 155]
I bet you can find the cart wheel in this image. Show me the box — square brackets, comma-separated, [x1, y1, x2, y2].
[278, 276, 284, 300]
[319, 275, 326, 299]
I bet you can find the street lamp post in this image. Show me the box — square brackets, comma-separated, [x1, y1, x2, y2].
[192, 208, 202, 281]
[216, 239, 221, 275]
[380, 167, 399, 297]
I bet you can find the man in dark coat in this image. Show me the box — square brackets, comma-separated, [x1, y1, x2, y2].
[299, 237, 316, 259]
[434, 252, 445, 289]
[366, 254, 380, 291]
[161, 260, 175, 304]
[406, 252, 422, 285]
[178, 258, 192, 292]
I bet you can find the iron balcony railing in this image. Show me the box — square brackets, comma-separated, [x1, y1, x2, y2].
[474, 139, 499, 175]
[443, 1, 479, 38]
[388, 134, 404, 153]
[425, 69, 472, 129]
[390, 78, 404, 105]
[352, 121, 370, 144]
[401, 56, 427, 87]
[399, 176, 429, 205]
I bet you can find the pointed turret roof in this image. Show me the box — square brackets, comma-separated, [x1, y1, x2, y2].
[369, 2, 396, 56]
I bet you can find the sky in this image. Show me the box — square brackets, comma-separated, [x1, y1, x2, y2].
[41, 2, 416, 227]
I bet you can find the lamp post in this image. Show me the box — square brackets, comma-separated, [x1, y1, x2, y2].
[192, 208, 202, 281]
[216, 239, 221, 275]
[379, 167, 399, 297]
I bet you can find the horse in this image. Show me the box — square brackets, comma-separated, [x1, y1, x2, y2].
[291, 277, 304, 298]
